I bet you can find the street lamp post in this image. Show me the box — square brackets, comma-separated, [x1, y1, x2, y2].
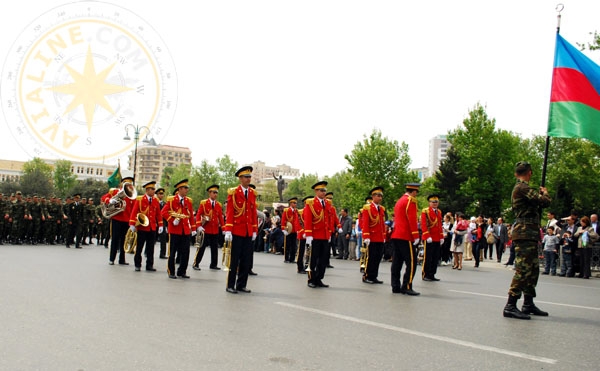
[123, 124, 151, 184]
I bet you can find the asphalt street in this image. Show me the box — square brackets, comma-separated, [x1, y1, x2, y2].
[1, 243, 598, 371]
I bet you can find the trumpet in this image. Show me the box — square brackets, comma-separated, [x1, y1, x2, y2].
[124, 213, 149, 254]
[304, 242, 312, 272]
[169, 211, 189, 221]
[222, 239, 232, 271]
[359, 242, 368, 271]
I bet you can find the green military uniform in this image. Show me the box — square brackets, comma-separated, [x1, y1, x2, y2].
[96, 204, 110, 247]
[66, 196, 84, 248]
[29, 196, 43, 245]
[10, 193, 29, 244]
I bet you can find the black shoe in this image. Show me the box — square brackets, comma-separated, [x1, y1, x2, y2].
[135, 267, 141, 271]
[118, 262, 129, 265]
[297, 270, 307, 274]
[335, 257, 343, 260]
[109, 261, 114, 265]
[423, 277, 433, 281]
[210, 266, 221, 270]
[431, 277, 440, 281]
[307, 282, 317, 288]
[372, 279, 384, 284]
[316, 281, 329, 288]
[226, 287, 238, 294]
[404, 288, 420, 296]
[66, 245, 71, 248]
[146, 268, 156, 272]
[168, 275, 177, 279]
[503, 304, 531, 319]
[178, 274, 190, 279]
[159, 255, 167, 259]
[392, 287, 405, 294]
[363, 277, 375, 284]
[541, 272, 549, 275]
[521, 304, 549, 316]
[75, 245, 81, 249]
[192, 266, 201, 271]
[248, 271, 258, 276]
[237, 287, 251, 293]
[82, 242, 88, 246]
[326, 265, 334, 268]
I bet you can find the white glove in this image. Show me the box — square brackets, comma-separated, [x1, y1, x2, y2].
[129, 225, 136, 233]
[173, 219, 180, 226]
[109, 198, 117, 205]
[224, 231, 232, 242]
[302, 233, 306, 239]
[282, 230, 288, 236]
[413, 238, 420, 246]
[158, 226, 164, 234]
[364, 238, 370, 246]
[191, 230, 197, 237]
[252, 232, 257, 241]
[338, 228, 343, 233]
[197, 226, 204, 234]
[305, 236, 313, 246]
[426, 237, 432, 243]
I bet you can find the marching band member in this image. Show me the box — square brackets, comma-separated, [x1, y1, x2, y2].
[296, 196, 312, 274]
[361, 187, 386, 284]
[161, 179, 196, 279]
[304, 181, 334, 288]
[101, 175, 135, 265]
[130, 181, 163, 272]
[325, 191, 339, 268]
[420, 194, 444, 281]
[192, 184, 225, 271]
[223, 166, 258, 294]
[282, 197, 301, 264]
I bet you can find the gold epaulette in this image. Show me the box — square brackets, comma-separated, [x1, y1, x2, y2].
[380, 205, 385, 212]
[167, 196, 175, 202]
[228, 187, 236, 195]
[186, 196, 193, 204]
[422, 207, 429, 213]
[136, 196, 144, 201]
[305, 199, 314, 206]
[200, 199, 208, 206]
[362, 204, 370, 211]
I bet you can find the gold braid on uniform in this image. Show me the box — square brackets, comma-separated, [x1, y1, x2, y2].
[306, 199, 324, 224]
[422, 207, 439, 229]
[365, 204, 382, 228]
[228, 187, 246, 218]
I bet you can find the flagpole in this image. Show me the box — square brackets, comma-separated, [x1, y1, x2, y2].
[541, 4, 564, 187]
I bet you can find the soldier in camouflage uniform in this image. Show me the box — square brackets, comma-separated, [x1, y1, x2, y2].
[10, 191, 29, 244]
[60, 197, 70, 244]
[29, 195, 43, 245]
[3, 194, 16, 242]
[0, 193, 5, 244]
[45, 196, 57, 245]
[503, 161, 552, 320]
[66, 194, 85, 248]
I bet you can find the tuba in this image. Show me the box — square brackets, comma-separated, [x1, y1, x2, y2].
[101, 181, 137, 218]
[124, 213, 149, 254]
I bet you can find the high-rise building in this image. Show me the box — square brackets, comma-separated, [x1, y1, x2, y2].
[428, 135, 450, 177]
[128, 143, 192, 186]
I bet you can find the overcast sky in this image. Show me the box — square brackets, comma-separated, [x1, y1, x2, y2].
[1, 0, 599, 177]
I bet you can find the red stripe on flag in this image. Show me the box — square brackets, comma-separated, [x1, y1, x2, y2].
[551, 68, 600, 111]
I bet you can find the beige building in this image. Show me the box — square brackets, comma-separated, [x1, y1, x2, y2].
[128, 143, 192, 186]
[0, 158, 117, 183]
[247, 161, 300, 184]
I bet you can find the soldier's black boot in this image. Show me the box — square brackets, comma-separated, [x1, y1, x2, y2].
[521, 295, 548, 316]
[503, 295, 530, 319]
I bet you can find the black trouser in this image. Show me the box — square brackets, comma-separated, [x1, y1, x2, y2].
[472, 240, 482, 266]
[193, 233, 219, 268]
[110, 220, 128, 263]
[580, 248, 592, 278]
[168, 233, 190, 276]
[134, 230, 155, 269]
[158, 229, 168, 257]
[391, 239, 417, 291]
[68, 222, 82, 247]
[441, 236, 452, 263]
[284, 232, 297, 262]
[495, 241, 504, 262]
[422, 240, 441, 279]
[337, 234, 349, 259]
[365, 242, 384, 280]
[296, 239, 306, 272]
[307, 239, 328, 284]
[227, 235, 252, 289]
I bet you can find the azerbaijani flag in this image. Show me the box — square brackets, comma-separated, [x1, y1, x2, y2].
[107, 164, 121, 188]
[547, 34, 600, 145]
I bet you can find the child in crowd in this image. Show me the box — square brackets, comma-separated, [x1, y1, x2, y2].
[542, 226, 560, 275]
[558, 230, 574, 277]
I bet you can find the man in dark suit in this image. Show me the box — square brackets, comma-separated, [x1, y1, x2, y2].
[494, 217, 509, 263]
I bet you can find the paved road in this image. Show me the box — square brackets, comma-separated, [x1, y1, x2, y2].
[1, 243, 598, 370]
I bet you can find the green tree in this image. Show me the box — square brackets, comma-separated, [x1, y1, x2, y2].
[20, 157, 53, 196]
[432, 146, 469, 214]
[344, 129, 418, 213]
[286, 174, 320, 209]
[53, 160, 77, 198]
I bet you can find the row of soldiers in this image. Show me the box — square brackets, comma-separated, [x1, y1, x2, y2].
[0, 191, 110, 247]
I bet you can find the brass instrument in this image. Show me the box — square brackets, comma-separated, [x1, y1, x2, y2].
[168, 211, 189, 221]
[222, 239, 232, 271]
[101, 181, 137, 218]
[304, 241, 312, 272]
[285, 221, 293, 234]
[359, 242, 368, 271]
[124, 213, 149, 254]
[193, 215, 210, 249]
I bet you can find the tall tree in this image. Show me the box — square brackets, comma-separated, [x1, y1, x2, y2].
[432, 146, 469, 214]
[20, 157, 53, 196]
[53, 160, 77, 198]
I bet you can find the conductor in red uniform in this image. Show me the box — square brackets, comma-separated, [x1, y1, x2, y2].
[361, 186, 386, 284]
[420, 194, 444, 281]
[223, 166, 258, 294]
[161, 179, 197, 279]
[129, 181, 163, 272]
[192, 184, 225, 270]
[101, 175, 135, 265]
[390, 183, 421, 296]
[304, 181, 334, 288]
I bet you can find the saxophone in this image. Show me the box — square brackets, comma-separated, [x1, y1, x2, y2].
[222, 239, 232, 271]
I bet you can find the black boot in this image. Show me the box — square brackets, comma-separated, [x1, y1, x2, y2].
[503, 295, 530, 319]
[522, 295, 548, 316]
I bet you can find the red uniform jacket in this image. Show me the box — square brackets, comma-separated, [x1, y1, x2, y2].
[129, 195, 163, 232]
[224, 186, 258, 237]
[281, 207, 301, 234]
[303, 198, 334, 240]
[420, 206, 444, 242]
[101, 188, 135, 223]
[160, 194, 196, 236]
[391, 193, 419, 241]
[196, 198, 224, 235]
[297, 209, 305, 240]
[361, 202, 386, 243]
[329, 205, 340, 234]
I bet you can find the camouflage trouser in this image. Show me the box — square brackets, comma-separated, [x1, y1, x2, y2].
[508, 240, 539, 298]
